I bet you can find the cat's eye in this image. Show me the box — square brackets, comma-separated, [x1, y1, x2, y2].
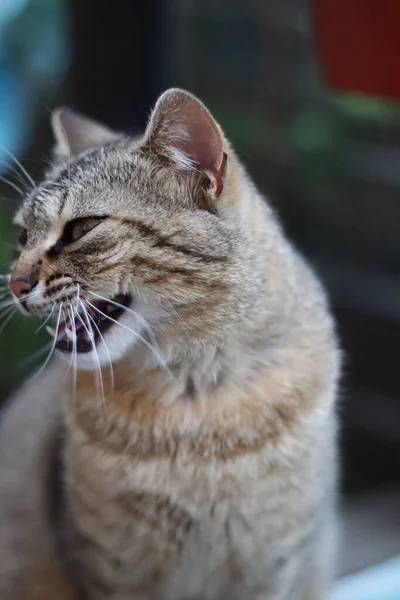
[62, 217, 105, 245]
[17, 228, 27, 246]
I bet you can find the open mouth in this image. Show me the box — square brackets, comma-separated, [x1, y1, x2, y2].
[47, 294, 131, 353]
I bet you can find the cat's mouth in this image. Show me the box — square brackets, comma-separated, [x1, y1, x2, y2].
[47, 294, 131, 353]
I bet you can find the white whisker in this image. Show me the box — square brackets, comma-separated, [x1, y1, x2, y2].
[75, 302, 106, 412]
[86, 300, 172, 375]
[30, 303, 63, 381]
[90, 291, 158, 342]
[0, 161, 30, 192]
[19, 342, 53, 368]
[0, 289, 42, 310]
[35, 303, 57, 334]
[0, 306, 17, 334]
[80, 298, 114, 399]
[0, 145, 35, 189]
[0, 302, 16, 319]
[67, 306, 78, 406]
[0, 175, 23, 196]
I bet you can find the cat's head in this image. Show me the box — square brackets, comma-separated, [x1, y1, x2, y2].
[8, 89, 255, 370]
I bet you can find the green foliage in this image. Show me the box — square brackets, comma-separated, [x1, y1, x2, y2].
[0, 199, 47, 400]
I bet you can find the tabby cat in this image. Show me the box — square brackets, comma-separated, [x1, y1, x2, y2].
[0, 89, 340, 600]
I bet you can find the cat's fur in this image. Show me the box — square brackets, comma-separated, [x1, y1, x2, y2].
[0, 89, 340, 600]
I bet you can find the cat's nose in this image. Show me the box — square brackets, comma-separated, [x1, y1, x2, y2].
[10, 276, 36, 299]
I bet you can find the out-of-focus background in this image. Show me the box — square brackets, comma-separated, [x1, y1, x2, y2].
[0, 0, 399, 584]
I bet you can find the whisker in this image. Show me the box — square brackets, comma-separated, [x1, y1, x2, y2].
[90, 291, 157, 341]
[80, 298, 114, 399]
[0, 303, 15, 319]
[65, 306, 75, 375]
[75, 299, 106, 412]
[0, 176, 24, 196]
[0, 290, 42, 310]
[66, 306, 78, 406]
[89, 291, 167, 364]
[0, 306, 17, 334]
[164, 298, 191, 338]
[19, 342, 54, 368]
[0, 145, 35, 189]
[35, 303, 57, 334]
[87, 300, 172, 375]
[0, 299, 14, 310]
[0, 160, 30, 192]
[30, 303, 63, 381]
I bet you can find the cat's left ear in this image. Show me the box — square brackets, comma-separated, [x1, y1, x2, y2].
[143, 89, 227, 200]
[51, 108, 118, 161]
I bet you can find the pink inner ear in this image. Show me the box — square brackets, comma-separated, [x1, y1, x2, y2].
[154, 91, 224, 176]
[171, 99, 223, 174]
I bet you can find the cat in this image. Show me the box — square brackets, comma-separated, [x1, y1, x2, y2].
[0, 88, 340, 600]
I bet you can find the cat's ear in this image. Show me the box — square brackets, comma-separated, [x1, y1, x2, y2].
[144, 89, 227, 200]
[51, 108, 118, 160]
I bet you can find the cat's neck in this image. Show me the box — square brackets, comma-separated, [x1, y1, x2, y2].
[62, 292, 333, 462]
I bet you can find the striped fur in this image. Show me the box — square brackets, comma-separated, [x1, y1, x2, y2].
[0, 89, 340, 599]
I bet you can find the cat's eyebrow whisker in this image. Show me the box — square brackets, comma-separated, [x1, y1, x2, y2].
[0, 175, 24, 196]
[0, 160, 31, 192]
[86, 300, 173, 378]
[0, 145, 35, 189]
[31, 303, 63, 381]
[80, 298, 115, 399]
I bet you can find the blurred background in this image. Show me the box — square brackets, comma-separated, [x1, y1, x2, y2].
[0, 0, 399, 581]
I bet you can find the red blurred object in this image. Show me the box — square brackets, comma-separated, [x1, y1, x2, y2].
[311, 0, 400, 99]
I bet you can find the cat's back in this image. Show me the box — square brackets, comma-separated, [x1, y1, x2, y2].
[0, 363, 77, 599]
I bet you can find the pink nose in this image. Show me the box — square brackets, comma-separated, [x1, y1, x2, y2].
[10, 277, 34, 299]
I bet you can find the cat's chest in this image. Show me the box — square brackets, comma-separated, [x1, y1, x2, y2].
[65, 445, 319, 599]
[67, 479, 276, 599]
[67, 452, 301, 556]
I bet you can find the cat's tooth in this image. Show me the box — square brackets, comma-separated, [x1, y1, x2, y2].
[65, 328, 76, 342]
[46, 326, 56, 337]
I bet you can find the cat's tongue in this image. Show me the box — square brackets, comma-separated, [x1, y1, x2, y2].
[46, 315, 87, 343]
[60, 317, 86, 342]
